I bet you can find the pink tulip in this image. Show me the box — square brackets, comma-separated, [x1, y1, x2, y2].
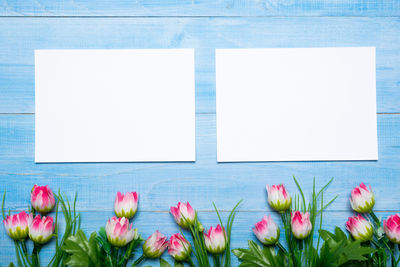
[203, 224, 226, 255]
[114, 192, 138, 219]
[346, 214, 373, 242]
[266, 184, 292, 212]
[105, 216, 138, 247]
[3, 211, 32, 240]
[143, 230, 168, 258]
[170, 202, 196, 228]
[291, 211, 312, 239]
[253, 215, 280, 245]
[350, 183, 375, 213]
[28, 214, 54, 244]
[31, 185, 56, 214]
[168, 233, 192, 261]
[384, 214, 400, 244]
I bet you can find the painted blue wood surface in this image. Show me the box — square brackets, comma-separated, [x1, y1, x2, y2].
[0, 1, 400, 266]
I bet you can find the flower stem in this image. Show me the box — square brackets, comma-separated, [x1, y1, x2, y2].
[133, 254, 146, 266]
[370, 211, 380, 225]
[32, 243, 41, 267]
[213, 255, 220, 267]
[277, 242, 287, 254]
[187, 256, 196, 267]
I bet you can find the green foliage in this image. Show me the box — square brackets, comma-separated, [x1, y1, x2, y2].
[317, 227, 375, 267]
[232, 240, 288, 267]
[63, 230, 104, 267]
[159, 258, 172, 267]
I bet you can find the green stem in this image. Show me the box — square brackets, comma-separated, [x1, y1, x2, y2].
[20, 241, 32, 266]
[370, 211, 380, 226]
[14, 241, 23, 267]
[133, 254, 146, 266]
[32, 244, 40, 267]
[213, 255, 220, 267]
[187, 256, 195, 267]
[276, 242, 287, 254]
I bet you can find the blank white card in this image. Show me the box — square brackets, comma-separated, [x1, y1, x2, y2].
[35, 49, 195, 162]
[216, 47, 378, 162]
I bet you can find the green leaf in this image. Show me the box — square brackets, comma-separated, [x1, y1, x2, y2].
[160, 258, 172, 267]
[8, 263, 15, 267]
[233, 241, 287, 267]
[174, 261, 185, 267]
[62, 230, 103, 267]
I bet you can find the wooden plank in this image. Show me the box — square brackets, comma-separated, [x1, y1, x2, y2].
[1, 113, 399, 212]
[0, 0, 399, 17]
[0, 210, 395, 265]
[0, 17, 399, 113]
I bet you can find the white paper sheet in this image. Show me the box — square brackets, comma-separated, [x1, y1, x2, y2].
[216, 47, 377, 162]
[35, 49, 195, 162]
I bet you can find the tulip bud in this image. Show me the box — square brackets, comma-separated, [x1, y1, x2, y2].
[203, 224, 226, 255]
[170, 202, 196, 228]
[105, 216, 138, 247]
[253, 215, 280, 245]
[291, 211, 312, 240]
[3, 211, 32, 240]
[143, 230, 168, 258]
[350, 183, 375, 213]
[266, 185, 292, 212]
[28, 214, 54, 244]
[31, 185, 56, 214]
[346, 215, 373, 242]
[384, 214, 400, 244]
[168, 233, 192, 261]
[114, 192, 138, 219]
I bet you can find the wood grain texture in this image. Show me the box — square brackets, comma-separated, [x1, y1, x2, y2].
[0, 17, 400, 113]
[0, 0, 399, 17]
[1, 1, 400, 266]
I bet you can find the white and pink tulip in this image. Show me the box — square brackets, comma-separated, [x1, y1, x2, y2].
[291, 211, 312, 240]
[105, 216, 138, 247]
[31, 185, 56, 214]
[3, 211, 32, 240]
[350, 183, 375, 213]
[114, 192, 138, 219]
[168, 233, 192, 261]
[170, 202, 196, 228]
[203, 224, 226, 255]
[143, 230, 168, 258]
[346, 215, 373, 242]
[384, 214, 400, 244]
[266, 184, 292, 212]
[28, 214, 54, 244]
[253, 215, 280, 245]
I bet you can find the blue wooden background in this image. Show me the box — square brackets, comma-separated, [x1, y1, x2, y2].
[1, 1, 400, 266]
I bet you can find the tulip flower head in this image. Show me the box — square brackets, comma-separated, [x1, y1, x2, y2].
[291, 211, 312, 240]
[28, 214, 54, 244]
[346, 215, 373, 242]
[143, 230, 168, 258]
[384, 214, 400, 244]
[168, 233, 192, 261]
[31, 185, 56, 214]
[253, 215, 280, 245]
[105, 216, 138, 247]
[350, 183, 375, 213]
[170, 202, 196, 228]
[266, 184, 292, 212]
[3, 211, 32, 240]
[114, 192, 138, 219]
[203, 224, 227, 255]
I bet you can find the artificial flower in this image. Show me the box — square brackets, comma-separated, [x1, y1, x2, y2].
[143, 230, 168, 258]
[350, 183, 375, 213]
[168, 233, 192, 261]
[253, 215, 280, 245]
[170, 202, 196, 228]
[31, 185, 56, 214]
[28, 214, 54, 244]
[346, 214, 373, 242]
[203, 224, 226, 255]
[105, 216, 138, 247]
[384, 214, 400, 244]
[291, 211, 312, 239]
[114, 192, 138, 219]
[3, 211, 32, 240]
[266, 184, 292, 212]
